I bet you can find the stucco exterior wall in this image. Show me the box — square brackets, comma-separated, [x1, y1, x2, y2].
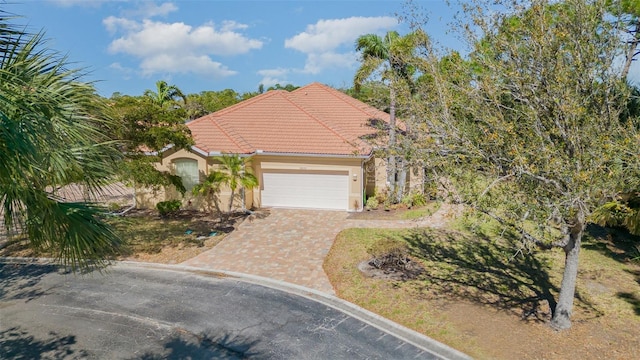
[137, 149, 433, 211]
[135, 148, 249, 212]
[364, 157, 389, 198]
[374, 157, 388, 195]
[364, 157, 427, 200]
[408, 166, 426, 193]
[134, 148, 203, 209]
[137, 150, 367, 212]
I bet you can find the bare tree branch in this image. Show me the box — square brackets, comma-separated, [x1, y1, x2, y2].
[480, 173, 514, 197]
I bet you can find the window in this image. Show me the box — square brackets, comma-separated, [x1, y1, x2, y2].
[173, 158, 199, 191]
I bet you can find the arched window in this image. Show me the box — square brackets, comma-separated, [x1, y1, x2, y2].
[173, 158, 199, 191]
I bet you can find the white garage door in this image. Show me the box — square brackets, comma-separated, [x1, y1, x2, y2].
[261, 171, 349, 210]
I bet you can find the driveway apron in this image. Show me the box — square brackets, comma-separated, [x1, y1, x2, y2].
[181, 205, 460, 294]
[182, 209, 350, 294]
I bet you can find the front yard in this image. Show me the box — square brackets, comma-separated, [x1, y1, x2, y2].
[324, 218, 640, 359]
[107, 209, 248, 263]
[0, 209, 248, 264]
[4, 201, 639, 359]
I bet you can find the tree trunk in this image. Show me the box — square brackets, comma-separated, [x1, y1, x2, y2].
[387, 87, 397, 199]
[395, 157, 407, 203]
[550, 223, 584, 330]
[622, 20, 640, 79]
[228, 189, 235, 214]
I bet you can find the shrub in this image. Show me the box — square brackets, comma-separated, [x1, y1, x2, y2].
[375, 188, 389, 204]
[156, 200, 181, 217]
[367, 237, 409, 259]
[107, 202, 122, 212]
[424, 182, 438, 200]
[366, 197, 379, 210]
[401, 191, 428, 208]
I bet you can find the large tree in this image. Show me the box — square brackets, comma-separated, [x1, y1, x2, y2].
[0, 14, 122, 269]
[412, 0, 639, 329]
[185, 89, 244, 120]
[107, 93, 193, 195]
[354, 30, 425, 203]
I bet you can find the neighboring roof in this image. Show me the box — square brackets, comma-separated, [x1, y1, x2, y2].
[186, 82, 390, 156]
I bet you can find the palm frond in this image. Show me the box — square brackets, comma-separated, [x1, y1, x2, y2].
[0, 15, 122, 270]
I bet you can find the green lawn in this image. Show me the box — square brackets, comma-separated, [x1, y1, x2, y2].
[324, 216, 640, 359]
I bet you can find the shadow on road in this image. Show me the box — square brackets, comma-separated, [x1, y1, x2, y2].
[1, 325, 262, 359]
[129, 329, 262, 360]
[0, 262, 62, 302]
[0, 326, 89, 359]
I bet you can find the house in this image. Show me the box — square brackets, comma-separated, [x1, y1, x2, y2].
[137, 82, 395, 212]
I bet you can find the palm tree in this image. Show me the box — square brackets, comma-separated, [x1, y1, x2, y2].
[354, 30, 424, 202]
[192, 170, 227, 215]
[217, 155, 258, 213]
[192, 155, 258, 216]
[143, 80, 187, 108]
[0, 13, 122, 269]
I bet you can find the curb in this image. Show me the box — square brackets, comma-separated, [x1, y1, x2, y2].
[1, 257, 471, 360]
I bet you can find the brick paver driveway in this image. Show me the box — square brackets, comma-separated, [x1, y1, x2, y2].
[181, 206, 458, 294]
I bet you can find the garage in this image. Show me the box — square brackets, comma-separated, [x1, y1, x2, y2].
[261, 170, 349, 210]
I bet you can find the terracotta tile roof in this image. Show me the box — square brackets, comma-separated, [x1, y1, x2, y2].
[186, 82, 390, 156]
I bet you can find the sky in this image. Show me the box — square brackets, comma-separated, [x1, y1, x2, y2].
[10, 0, 463, 97]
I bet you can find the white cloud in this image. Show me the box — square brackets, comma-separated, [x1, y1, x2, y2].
[302, 52, 359, 74]
[122, 2, 178, 18]
[285, 16, 397, 53]
[257, 68, 292, 88]
[285, 16, 397, 74]
[105, 17, 263, 77]
[103, 16, 140, 34]
[258, 77, 291, 89]
[140, 54, 236, 77]
[221, 20, 248, 32]
[257, 68, 289, 77]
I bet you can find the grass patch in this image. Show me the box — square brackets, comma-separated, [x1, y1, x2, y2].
[0, 210, 235, 265]
[107, 216, 210, 254]
[324, 227, 483, 357]
[325, 221, 640, 359]
[105, 211, 236, 264]
[348, 201, 441, 220]
[400, 202, 441, 220]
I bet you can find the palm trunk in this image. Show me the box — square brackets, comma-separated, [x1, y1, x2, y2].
[387, 87, 397, 199]
[228, 189, 235, 214]
[550, 222, 584, 330]
[210, 192, 223, 217]
[622, 20, 640, 79]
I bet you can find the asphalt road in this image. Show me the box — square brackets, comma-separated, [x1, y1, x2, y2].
[0, 261, 468, 359]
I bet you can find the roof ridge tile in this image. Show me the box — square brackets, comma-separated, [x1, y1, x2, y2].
[188, 90, 283, 126]
[280, 89, 362, 150]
